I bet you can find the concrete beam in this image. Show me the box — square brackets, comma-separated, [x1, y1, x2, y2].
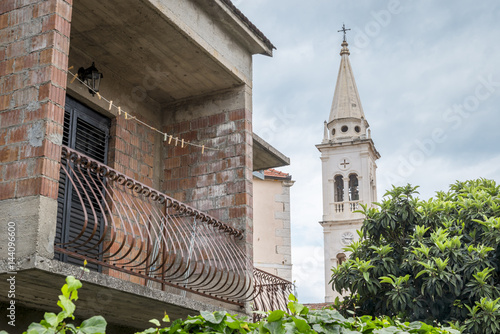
[143, 0, 259, 85]
[253, 133, 290, 171]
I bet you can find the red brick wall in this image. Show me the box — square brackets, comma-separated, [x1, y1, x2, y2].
[0, 0, 255, 290]
[108, 115, 157, 188]
[104, 112, 158, 286]
[0, 0, 71, 200]
[163, 105, 254, 247]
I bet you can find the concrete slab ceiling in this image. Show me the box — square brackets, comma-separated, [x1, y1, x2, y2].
[69, 0, 249, 104]
[253, 133, 290, 171]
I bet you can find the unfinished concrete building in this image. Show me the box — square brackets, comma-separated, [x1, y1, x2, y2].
[0, 0, 292, 331]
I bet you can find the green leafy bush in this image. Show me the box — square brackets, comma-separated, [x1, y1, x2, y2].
[330, 179, 500, 333]
[138, 294, 456, 334]
[0, 276, 455, 333]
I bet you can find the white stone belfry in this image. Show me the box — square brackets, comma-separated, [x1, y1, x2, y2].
[316, 38, 381, 303]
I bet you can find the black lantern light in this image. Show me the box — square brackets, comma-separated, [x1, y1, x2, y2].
[78, 62, 103, 96]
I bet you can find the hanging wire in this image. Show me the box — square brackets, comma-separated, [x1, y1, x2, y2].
[67, 69, 216, 153]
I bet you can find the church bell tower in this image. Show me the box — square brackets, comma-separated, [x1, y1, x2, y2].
[316, 27, 381, 303]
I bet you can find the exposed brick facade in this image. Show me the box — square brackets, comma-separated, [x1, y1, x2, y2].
[0, 0, 71, 200]
[1, 0, 256, 259]
[108, 115, 157, 188]
[163, 99, 254, 251]
[1, 0, 261, 311]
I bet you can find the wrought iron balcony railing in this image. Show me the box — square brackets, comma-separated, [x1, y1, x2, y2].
[54, 145, 292, 311]
[252, 268, 294, 321]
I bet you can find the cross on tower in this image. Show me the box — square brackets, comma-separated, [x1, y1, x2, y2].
[340, 159, 350, 169]
[338, 23, 351, 42]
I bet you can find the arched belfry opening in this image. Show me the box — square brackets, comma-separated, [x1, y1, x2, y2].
[336, 253, 347, 266]
[348, 174, 359, 201]
[334, 175, 344, 202]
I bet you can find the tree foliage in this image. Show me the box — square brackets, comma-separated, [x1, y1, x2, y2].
[330, 179, 500, 333]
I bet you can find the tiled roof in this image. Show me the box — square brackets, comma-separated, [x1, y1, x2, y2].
[220, 0, 276, 51]
[264, 168, 291, 180]
[303, 302, 333, 310]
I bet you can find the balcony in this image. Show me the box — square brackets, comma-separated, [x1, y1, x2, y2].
[333, 201, 361, 214]
[252, 269, 294, 321]
[54, 145, 292, 313]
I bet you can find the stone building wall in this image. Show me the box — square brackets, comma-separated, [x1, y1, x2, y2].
[253, 170, 293, 281]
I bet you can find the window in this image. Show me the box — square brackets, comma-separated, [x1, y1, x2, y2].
[349, 174, 359, 201]
[54, 96, 110, 272]
[334, 175, 344, 202]
[341, 125, 348, 132]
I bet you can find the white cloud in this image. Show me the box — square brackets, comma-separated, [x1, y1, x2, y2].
[291, 245, 325, 303]
[240, 0, 500, 302]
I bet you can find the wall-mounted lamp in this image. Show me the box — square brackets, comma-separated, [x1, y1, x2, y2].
[78, 62, 103, 96]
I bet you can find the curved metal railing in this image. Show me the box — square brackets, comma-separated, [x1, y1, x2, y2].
[252, 268, 294, 320]
[54, 145, 292, 309]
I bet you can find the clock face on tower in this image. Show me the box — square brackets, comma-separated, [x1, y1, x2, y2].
[341, 232, 354, 245]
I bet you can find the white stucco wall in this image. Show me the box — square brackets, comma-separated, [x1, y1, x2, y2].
[253, 176, 293, 282]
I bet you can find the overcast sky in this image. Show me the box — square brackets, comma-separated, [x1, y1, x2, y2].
[235, 1, 500, 302]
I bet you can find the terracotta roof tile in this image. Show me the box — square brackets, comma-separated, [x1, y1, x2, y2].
[264, 168, 291, 180]
[303, 302, 333, 310]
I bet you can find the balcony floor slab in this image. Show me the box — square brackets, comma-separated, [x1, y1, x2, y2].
[0, 255, 247, 331]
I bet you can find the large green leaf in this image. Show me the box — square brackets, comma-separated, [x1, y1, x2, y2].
[292, 317, 311, 333]
[200, 311, 225, 324]
[264, 320, 285, 334]
[65, 276, 82, 300]
[57, 294, 75, 318]
[267, 310, 286, 322]
[43, 312, 58, 327]
[25, 323, 56, 334]
[78, 315, 107, 334]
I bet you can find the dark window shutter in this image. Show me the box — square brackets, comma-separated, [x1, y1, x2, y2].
[55, 96, 110, 272]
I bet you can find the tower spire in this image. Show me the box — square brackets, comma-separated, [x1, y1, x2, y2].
[327, 29, 367, 138]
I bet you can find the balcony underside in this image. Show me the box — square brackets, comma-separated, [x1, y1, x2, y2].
[70, 0, 260, 105]
[0, 257, 241, 329]
[253, 133, 290, 171]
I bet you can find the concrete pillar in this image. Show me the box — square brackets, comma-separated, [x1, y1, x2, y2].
[360, 176, 366, 204]
[0, 0, 71, 260]
[343, 177, 349, 202]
